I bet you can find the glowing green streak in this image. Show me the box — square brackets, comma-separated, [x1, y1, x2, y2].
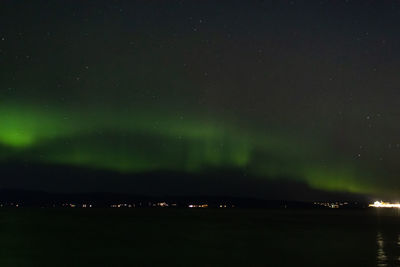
[0, 103, 385, 195]
[0, 105, 79, 147]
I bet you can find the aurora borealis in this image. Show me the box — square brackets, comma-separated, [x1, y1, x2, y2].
[1, 1, 400, 199]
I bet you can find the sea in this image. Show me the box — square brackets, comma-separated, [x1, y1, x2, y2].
[0, 208, 399, 266]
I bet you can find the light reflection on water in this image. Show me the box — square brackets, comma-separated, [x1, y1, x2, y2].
[376, 231, 400, 267]
[377, 232, 387, 267]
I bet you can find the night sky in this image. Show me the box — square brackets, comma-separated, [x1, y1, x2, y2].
[1, 0, 400, 199]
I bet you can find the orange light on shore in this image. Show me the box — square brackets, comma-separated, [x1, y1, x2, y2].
[369, 201, 400, 208]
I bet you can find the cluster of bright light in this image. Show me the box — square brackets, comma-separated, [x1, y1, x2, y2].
[188, 204, 208, 208]
[369, 201, 400, 208]
[314, 202, 348, 208]
[61, 203, 93, 208]
[110, 203, 135, 208]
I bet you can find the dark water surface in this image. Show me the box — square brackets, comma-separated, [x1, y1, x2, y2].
[1, 208, 399, 266]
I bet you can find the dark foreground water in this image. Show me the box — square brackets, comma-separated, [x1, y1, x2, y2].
[1, 208, 400, 266]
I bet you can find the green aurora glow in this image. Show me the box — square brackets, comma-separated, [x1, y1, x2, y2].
[0, 103, 384, 196]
